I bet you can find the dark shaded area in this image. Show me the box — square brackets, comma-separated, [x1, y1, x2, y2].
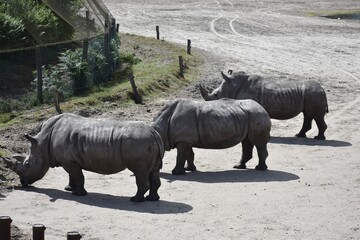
[14, 186, 192, 214]
[269, 136, 352, 147]
[161, 169, 299, 183]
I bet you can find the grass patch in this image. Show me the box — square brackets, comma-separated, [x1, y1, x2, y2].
[0, 33, 203, 127]
[307, 10, 360, 19]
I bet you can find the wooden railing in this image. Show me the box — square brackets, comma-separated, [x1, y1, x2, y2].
[0, 216, 81, 240]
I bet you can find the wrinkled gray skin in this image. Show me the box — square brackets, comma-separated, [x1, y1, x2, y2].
[151, 98, 271, 175]
[9, 113, 164, 202]
[200, 70, 328, 140]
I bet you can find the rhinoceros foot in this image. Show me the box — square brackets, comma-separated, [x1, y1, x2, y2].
[130, 195, 146, 202]
[64, 185, 74, 192]
[233, 163, 247, 169]
[184, 164, 196, 172]
[72, 188, 87, 196]
[255, 164, 268, 170]
[145, 193, 160, 201]
[314, 135, 326, 140]
[172, 168, 186, 175]
[295, 132, 306, 138]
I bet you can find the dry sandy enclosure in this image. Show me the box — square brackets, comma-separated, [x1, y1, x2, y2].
[2, 0, 360, 239]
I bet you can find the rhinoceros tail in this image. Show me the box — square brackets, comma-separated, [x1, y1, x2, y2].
[152, 127, 165, 170]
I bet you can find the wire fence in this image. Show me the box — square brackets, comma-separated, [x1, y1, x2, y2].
[0, 0, 119, 111]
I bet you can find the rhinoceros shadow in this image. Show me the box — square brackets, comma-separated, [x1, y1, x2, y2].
[269, 136, 352, 147]
[17, 186, 192, 214]
[160, 169, 299, 183]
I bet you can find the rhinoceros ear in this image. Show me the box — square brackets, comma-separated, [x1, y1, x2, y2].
[221, 71, 232, 83]
[25, 134, 37, 145]
[228, 69, 233, 75]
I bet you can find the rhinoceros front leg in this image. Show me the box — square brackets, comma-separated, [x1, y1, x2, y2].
[62, 163, 87, 196]
[234, 137, 254, 169]
[172, 143, 194, 175]
[296, 112, 312, 138]
[64, 175, 76, 192]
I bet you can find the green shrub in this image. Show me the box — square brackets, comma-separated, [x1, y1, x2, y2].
[58, 49, 89, 94]
[0, 13, 32, 49]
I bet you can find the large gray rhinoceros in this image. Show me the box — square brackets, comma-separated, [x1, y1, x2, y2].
[7, 113, 164, 202]
[200, 70, 329, 140]
[151, 98, 271, 175]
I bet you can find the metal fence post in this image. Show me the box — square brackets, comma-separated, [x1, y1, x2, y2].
[0, 216, 12, 240]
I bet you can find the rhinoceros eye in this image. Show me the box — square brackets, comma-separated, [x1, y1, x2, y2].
[24, 161, 30, 167]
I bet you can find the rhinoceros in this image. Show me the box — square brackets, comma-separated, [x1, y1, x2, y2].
[200, 70, 328, 140]
[151, 98, 271, 175]
[7, 113, 164, 202]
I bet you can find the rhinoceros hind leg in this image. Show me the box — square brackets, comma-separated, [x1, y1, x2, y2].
[255, 144, 268, 171]
[131, 173, 150, 202]
[184, 148, 196, 171]
[297, 113, 313, 138]
[235, 138, 254, 169]
[146, 168, 161, 201]
[314, 117, 327, 140]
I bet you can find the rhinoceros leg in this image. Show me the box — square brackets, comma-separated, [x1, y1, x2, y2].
[64, 175, 76, 192]
[314, 117, 327, 140]
[131, 173, 150, 202]
[184, 148, 196, 172]
[172, 143, 194, 175]
[62, 163, 87, 196]
[296, 112, 313, 138]
[234, 137, 254, 169]
[145, 168, 161, 201]
[254, 144, 268, 170]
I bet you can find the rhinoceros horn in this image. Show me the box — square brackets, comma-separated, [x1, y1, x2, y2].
[199, 84, 210, 100]
[221, 71, 232, 82]
[1, 155, 24, 173]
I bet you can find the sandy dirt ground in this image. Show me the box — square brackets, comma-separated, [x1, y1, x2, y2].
[1, 0, 360, 239]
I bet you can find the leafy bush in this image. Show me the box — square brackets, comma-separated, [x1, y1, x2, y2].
[0, 0, 75, 47]
[0, 13, 32, 49]
[58, 49, 88, 94]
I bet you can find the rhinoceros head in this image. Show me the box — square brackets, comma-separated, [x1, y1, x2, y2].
[200, 70, 246, 101]
[12, 134, 50, 187]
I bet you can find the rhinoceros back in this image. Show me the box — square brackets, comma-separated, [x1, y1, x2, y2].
[195, 99, 250, 148]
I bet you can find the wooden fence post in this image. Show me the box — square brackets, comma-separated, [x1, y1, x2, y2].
[33, 224, 46, 240]
[128, 73, 142, 104]
[179, 56, 184, 77]
[67, 231, 82, 240]
[0, 216, 12, 240]
[156, 26, 160, 40]
[36, 46, 43, 104]
[187, 39, 191, 54]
